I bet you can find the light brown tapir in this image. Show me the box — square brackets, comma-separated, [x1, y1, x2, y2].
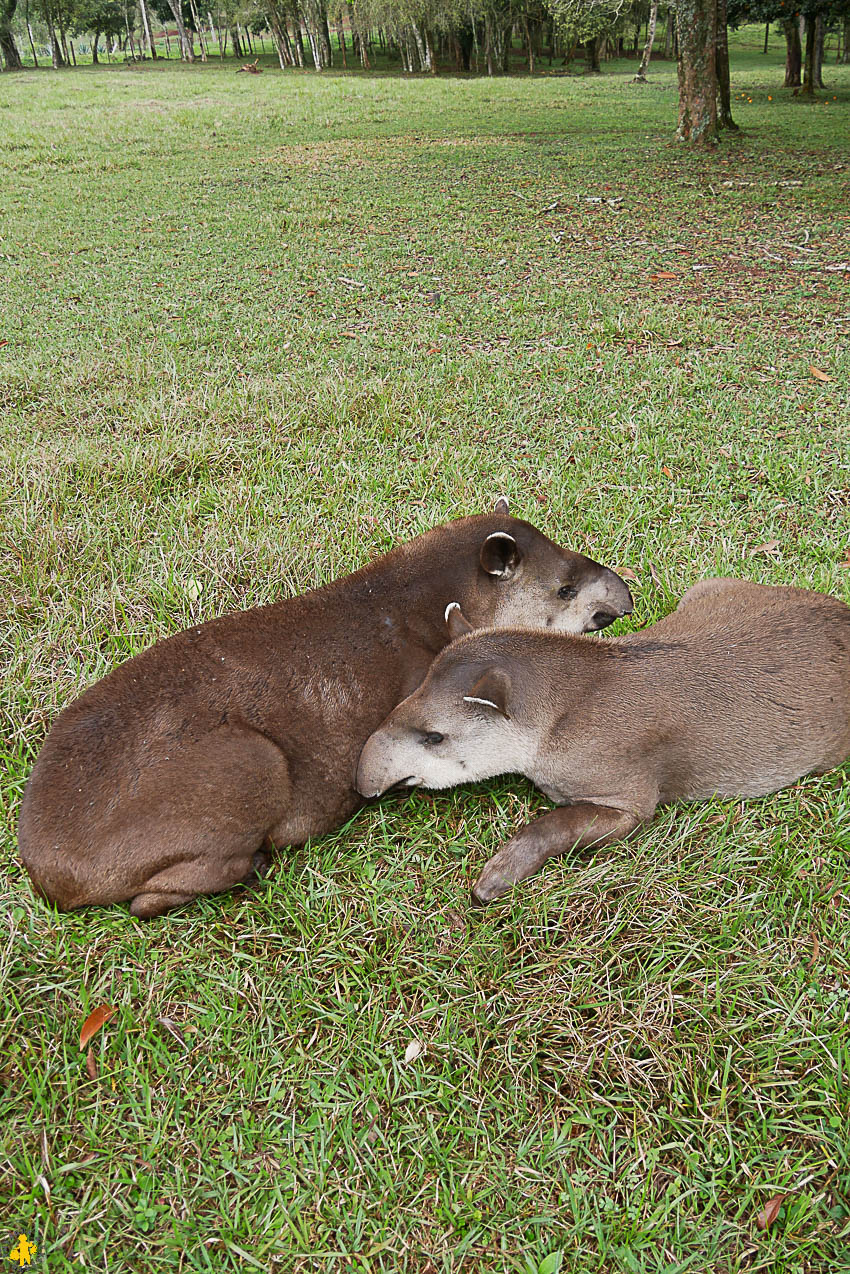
[356, 578, 850, 903]
[18, 502, 632, 917]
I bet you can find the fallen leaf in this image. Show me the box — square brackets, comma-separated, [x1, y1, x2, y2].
[649, 561, 662, 587]
[809, 364, 832, 382]
[80, 1004, 117, 1049]
[85, 1047, 98, 1081]
[339, 330, 358, 339]
[157, 1016, 188, 1049]
[619, 567, 639, 582]
[807, 933, 820, 968]
[654, 270, 677, 280]
[755, 1194, 785, 1231]
[404, 1039, 424, 1063]
[0, 338, 8, 348]
[661, 465, 674, 479]
[839, 548, 850, 569]
[748, 539, 780, 557]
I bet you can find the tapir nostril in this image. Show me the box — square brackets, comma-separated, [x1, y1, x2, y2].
[593, 611, 617, 629]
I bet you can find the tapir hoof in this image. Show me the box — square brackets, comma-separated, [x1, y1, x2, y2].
[470, 866, 512, 905]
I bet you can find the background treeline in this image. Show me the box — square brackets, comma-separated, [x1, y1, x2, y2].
[4, 0, 850, 78]
[1, 0, 848, 146]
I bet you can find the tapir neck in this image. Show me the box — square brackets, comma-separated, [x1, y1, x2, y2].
[317, 516, 506, 652]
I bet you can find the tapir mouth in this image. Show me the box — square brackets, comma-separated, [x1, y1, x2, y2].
[357, 775, 415, 799]
[387, 776, 416, 793]
[592, 610, 618, 630]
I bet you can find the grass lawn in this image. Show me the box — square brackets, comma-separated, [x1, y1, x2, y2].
[1, 36, 849, 1273]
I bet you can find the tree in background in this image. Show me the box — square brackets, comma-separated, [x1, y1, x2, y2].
[69, 0, 124, 58]
[151, 0, 195, 56]
[548, 0, 629, 72]
[1, 0, 24, 65]
[728, 0, 850, 90]
[633, 0, 659, 79]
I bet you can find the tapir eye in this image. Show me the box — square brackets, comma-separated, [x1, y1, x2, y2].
[558, 584, 578, 601]
[421, 731, 444, 746]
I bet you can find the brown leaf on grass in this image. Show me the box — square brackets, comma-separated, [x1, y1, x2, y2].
[807, 932, 820, 968]
[748, 539, 780, 557]
[839, 548, 850, 570]
[79, 1004, 117, 1049]
[0, 338, 8, 348]
[661, 465, 674, 479]
[339, 330, 358, 339]
[809, 364, 832, 382]
[619, 567, 639, 582]
[649, 561, 662, 587]
[85, 1047, 98, 1082]
[755, 1194, 785, 1231]
[653, 270, 677, 280]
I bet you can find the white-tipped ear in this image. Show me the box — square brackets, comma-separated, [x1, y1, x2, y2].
[480, 531, 521, 579]
[463, 667, 511, 718]
[444, 602, 473, 640]
[494, 495, 509, 515]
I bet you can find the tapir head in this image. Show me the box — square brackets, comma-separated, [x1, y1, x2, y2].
[356, 626, 534, 799]
[431, 496, 632, 636]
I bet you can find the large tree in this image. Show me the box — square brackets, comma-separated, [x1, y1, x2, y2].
[0, 0, 24, 67]
[675, 0, 718, 141]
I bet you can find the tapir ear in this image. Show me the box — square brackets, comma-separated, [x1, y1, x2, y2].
[463, 667, 511, 719]
[480, 531, 522, 579]
[444, 601, 473, 640]
[493, 495, 510, 515]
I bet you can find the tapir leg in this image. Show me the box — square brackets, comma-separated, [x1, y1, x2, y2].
[471, 803, 647, 904]
[23, 725, 293, 917]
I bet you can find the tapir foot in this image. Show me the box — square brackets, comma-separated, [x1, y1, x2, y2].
[470, 866, 512, 906]
[130, 890, 199, 919]
[128, 846, 267, 919]
[471, 803, 648, 905]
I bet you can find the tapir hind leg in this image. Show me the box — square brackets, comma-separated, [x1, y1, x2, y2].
[124, 728, 293, 917]
[25, 724, 293, 917]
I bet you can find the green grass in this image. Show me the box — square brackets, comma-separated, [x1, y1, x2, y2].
[1, 41, 849, 1274]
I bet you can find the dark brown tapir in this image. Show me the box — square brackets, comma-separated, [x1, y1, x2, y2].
[18, 502, 632, 917]
[356, 578, 850, 903]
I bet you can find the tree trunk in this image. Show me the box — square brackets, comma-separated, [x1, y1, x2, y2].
[586, 35, 601, 72]
[139, 0, 156, 57]
[165, 0, 195, 59]
[801, 15, 816, 94]
[424, 24, 436, 73]
[26, 17, 38, 65]
[783, 18, 801, 85]
[267, 3, 292, 66]
[48, 15, 65, 66]
[187, 0, 207, 58]
[715, 0, 736, 127]
[664, 8, 673, 57]
[763, 22, 769, 53]
[843, 14, 850, 63]
[411, 20, 428, 70]
[633, 0, 658, 80]
[0, 0, 23, 68]
[675, 0, 718, 143]
[813, 12, 824, 86]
